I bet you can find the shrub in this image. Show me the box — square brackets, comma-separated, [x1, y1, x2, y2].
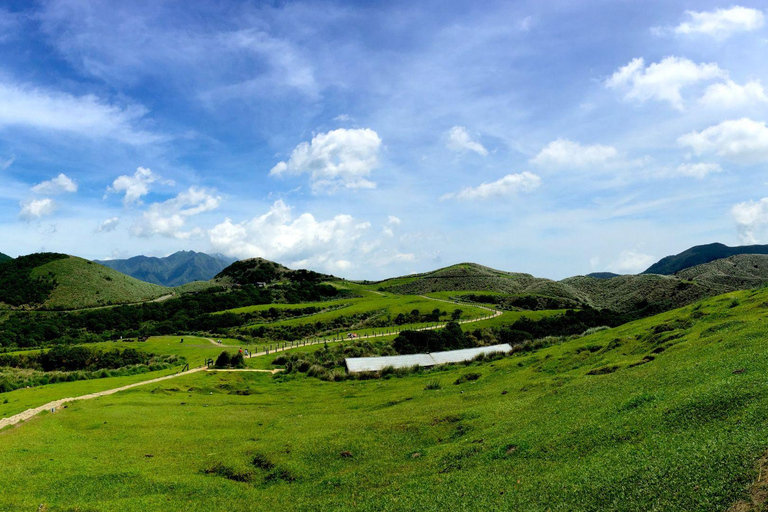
[454, 372, 481, 385]
[424, 380, 441, 390]
[214, 351, 232, 368]
[231, 353, 246, 368]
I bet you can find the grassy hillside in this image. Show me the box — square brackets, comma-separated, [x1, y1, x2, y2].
[97, 251, 236, 287]
[643, 242, 768, 275]
[1, 287, 768, 510]
[370, 263, 585, 302]
[373, 257, 768, 316]
[30, 256, 169, 310]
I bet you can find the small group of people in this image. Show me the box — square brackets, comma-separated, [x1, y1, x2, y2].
[238, 347, 251, 358]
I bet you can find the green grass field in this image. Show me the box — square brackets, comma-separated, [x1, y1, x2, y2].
[1, 287, 768, 510]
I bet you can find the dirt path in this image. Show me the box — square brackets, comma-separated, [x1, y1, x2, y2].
[0, 366, 205, 432]
[1, 297, 500, 432]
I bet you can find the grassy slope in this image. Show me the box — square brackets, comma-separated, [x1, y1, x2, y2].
[31, 257, 169, 309]
[1, 288, 768, 510]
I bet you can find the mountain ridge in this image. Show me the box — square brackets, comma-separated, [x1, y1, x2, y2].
[96, 250, 236, 287]
[642, 242, 768, 275]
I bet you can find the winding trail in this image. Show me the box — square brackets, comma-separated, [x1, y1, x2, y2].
[1, 296, 501, 432]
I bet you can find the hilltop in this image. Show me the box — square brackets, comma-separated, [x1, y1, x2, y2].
[214, 257, 334, 286]
[0, 252, 11, 263]
[643, 242, 768, 275]
[371, 257, 768, 314]
[0, 253, 169, 310]
[96, 251, 236, 287]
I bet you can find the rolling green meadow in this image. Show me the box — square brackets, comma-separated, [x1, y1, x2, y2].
[2, 282, 768, 510]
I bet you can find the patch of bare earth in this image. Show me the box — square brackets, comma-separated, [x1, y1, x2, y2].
[729, 453, 768, 512]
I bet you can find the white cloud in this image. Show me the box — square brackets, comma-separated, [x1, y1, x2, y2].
[96, 217, 120, 233]
[699, 80, 768, 109]
[442, 172, 540, 201]
[107, 167, 174, 205]
[447, 126, 488, 156]
[675, 162, 723, 179]
[31, 173, 77, 195]
[208, 200, 372, 271]
[732, 198, 768, 243]
[530, 139, 618, 169]
[382, 215, 402, 237]
[608, 250, 655, 273]
[605, 56, 726, 109]
[0, 80, 158, 144]
[0, 154, 13, 170]
[270, 128, 382, 193]
[19, 198, 55, 220]
[675, 6, 765, 39]
[678, 118, 768, 164]
[132, 187, 221, 239]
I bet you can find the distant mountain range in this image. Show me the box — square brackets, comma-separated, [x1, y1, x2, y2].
[0, 252, 11, 263]
[96, 251, 237, 287]
[642, 242, 768, 275]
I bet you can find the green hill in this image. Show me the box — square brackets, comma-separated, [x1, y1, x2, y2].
[585, 272, 620, 279]
[0, 253, 170, 310]
[214, 257, 334, 286]
[2, 286, 768, 509]
[643, 242, 768, 275]
[370, 263, 586, 301]
[0, 252, 11, 264]
[373, 257, 768, 315]
[95, 251, 236, 287]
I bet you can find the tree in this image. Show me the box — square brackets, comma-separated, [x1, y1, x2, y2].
[451, 309, 463, 321]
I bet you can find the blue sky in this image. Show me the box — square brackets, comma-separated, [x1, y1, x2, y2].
[2, 0, 768, 279]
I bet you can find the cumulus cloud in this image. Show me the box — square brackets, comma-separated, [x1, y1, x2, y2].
[447, 126, 488, 156]
[675, 6, 765, 39]
[530, 139, 618, 169]
[107, 167, 174, 205]
[96, 217, 120, 233]
[442, 172, 540, 201]
[19, 198, 55, 220]
[208, 200, 372, 272]
[382, 215, 402, 237]
[675, 162, 723, 179]
[270, 128, 382, 193]
[732, 198, 768, 243]
[699, 80, 768, 109]
[31, 173, 77, 195]
[605, 56, 726, 109]
[131, 187, 221, 239]
[608, 250, 655, 273]
[0, 80, 158, 144]
[678, 118, 768, 164]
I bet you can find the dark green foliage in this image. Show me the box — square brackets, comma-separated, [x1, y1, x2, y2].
[0, 346, 176, 393]
[460, 293, 580, 311]
[0, 252, 69, 306]
[96, 251, 235, 286]
[0, 281, 343, 349]
[231, 353, 245, 368]
[214, 352, 232, 368]
[393, 322, 471, 354]
[0, 345, 164, 373]
[424, 380, 441, 390]
[454, 372, 481, 385]
[0, 252, 11, 264]
[216, 257, 332, 286]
